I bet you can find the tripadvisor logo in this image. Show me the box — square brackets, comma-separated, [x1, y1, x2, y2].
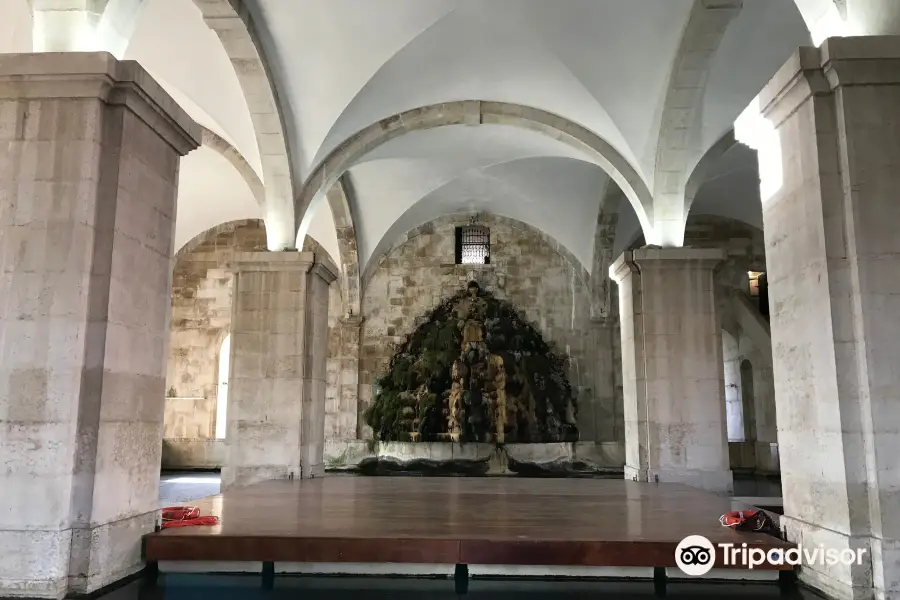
[675, 535, 868, 576]
[675, 535, 716, 576]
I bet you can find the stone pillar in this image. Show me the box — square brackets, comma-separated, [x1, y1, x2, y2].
[610, 248, 732, 493]
[0, 53, 199, 598]
[328, 315, 362, 440]
[587, 316, 620, 443]
[741, 36, 900, 600]
[590, 208, 618, 319]
[222, 251, 337, 489]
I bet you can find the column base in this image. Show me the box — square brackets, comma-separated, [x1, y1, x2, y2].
[754, 441, 780, 474]
[0, 530, 70, 599]
[625, 465, 733, 493]
[624, 464, 649, 483]
[301, 441, 325, 479]
[221, 465, 294, 490]
[0, 511, 156, 599]
[652, 468, 733, 493]
[780, 516, 894, 600]
[302, 462, 325, 479]
[67, 511, 157, 595]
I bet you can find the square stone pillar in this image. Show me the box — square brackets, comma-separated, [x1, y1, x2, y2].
[326, 315, 362, 440]
[222, 251, 337, 489]
[742, 36, 900, 600]
[587, 316, 621, 444]
[610, 248, 732, 493]
[0, 53, 200, 598]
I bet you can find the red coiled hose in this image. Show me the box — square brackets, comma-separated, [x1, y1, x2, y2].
[160, 506, 219, 529]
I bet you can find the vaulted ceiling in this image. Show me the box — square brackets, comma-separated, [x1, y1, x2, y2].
[1, 0, 815, 273]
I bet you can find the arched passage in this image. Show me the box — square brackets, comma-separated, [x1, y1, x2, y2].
[739, 359, 756, 443]
[296, 101, 656, 250]
[215, 334, 231, 440]
[722, 328, 744, 442]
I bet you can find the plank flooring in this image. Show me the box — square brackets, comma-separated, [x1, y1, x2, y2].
[144, 476, 792, 569]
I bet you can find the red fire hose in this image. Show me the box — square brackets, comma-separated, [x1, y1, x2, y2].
[719, 509, 777, 534]
[160, 506, 219, 529]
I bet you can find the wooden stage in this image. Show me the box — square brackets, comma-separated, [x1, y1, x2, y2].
[144, 476, 792, 587]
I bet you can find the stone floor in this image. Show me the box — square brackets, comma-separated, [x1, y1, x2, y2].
[159, 472, 221, 506]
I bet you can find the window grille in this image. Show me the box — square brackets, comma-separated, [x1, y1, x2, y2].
[456, 225, 490, 265]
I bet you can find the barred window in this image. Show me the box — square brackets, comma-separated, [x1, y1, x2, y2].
[455, 225, 490, 265]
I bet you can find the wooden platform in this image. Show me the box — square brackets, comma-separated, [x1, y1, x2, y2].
[144, 476, 792, 571]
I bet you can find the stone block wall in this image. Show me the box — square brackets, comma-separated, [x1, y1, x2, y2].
[164, 221, 345, 469]
[0, 53, 201, 597]
[324, 284, 361, 442]
[164, 220, 267, 444]
[358, 213, 618, 442]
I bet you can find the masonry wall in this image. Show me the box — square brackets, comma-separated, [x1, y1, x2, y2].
[358, 213, 618, 443]
[163, 221, 345, 469]
[164, 220, 267, 446]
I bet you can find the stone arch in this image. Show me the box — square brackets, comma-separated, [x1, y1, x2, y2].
[200, 126, 265, 208]
[360, 212, 590, 296]
[325, 176, 361, 317]
[191, 0, 295, 252]
[683, 129, 738, 228]
[296, 101, 655, 249]
[650, 0, 742, 247]
[590, 182, 624, 319]
[174, 218, 266, 263]
[793, 0, 847, 44]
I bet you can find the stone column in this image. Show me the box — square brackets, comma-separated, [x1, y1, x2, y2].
[222, 251, 337, 489]
[0, 53, 200, 598]
[740, 36, 900, 600]
[587, 316, 620, 443]
[610, 248, 732, 493]
[328, 315, 362, 440]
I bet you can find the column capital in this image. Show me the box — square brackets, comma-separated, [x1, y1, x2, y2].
[631, 246, 723, 269]
[759, 36, 900, 128]
[609, 251, 638, 284]
[610, 247, 723, 282]
[229, 250, 314, 273]
[311, 251, 339, 285]
[0, 52, 201, 156]
[228, 250, 339, 285]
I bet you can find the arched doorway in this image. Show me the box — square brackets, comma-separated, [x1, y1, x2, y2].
[739, 359, 756, 443]
[215, 334, 231, 439]
[722, 329, 743, 441]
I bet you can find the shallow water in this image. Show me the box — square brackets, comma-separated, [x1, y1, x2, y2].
[97, 574, 823, 600]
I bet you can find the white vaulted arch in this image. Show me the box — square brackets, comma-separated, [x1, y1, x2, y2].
[296, 101, 656, 250]
[28, 0, 147, 56]
[190, 0, 296, 252]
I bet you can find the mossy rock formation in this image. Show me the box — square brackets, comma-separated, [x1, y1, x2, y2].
[365, 282, 577, 443]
